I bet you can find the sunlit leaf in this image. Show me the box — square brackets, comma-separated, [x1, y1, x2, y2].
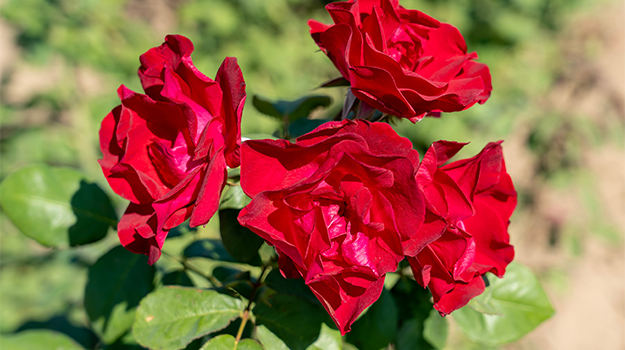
[198, 334, 262, 350]
[423, 309, 448, 349]
[0, 164, 117, 247]
[0, 330, 84, 350]
[452, 263, 555, 345]
[132, 286, 245, 350]
[219, 185, 250, 210]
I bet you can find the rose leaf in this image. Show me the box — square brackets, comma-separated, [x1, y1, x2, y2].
[452, 262, 555, 345]
[132, 286, 245, 350]
[84, 246, 155, 344]
[0, 164, 117, 248]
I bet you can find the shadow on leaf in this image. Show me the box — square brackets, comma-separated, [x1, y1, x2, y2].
[68, 180, 117, 246]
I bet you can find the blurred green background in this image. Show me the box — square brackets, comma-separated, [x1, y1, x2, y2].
[1, 0, 623, 349]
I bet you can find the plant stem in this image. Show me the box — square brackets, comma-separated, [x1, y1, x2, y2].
[234, 310, 249, 349]
[234, 263, 272, 346]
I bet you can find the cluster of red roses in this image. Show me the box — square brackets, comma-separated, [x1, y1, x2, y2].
[99, 0, 515, 335]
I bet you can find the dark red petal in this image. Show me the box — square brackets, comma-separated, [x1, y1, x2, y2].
[118, 202, 166, 265]
[215, 57, 246, 168]
[434, 274, 485, 315]
[309, 273, 385, 335]
[189, 151, 228, 227]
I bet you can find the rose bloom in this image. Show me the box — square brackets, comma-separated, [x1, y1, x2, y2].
[309, 0, 492, 122]
[407, 141, 516, 315]
[238, 120, 427, 334]
[99, 35, 246, 264]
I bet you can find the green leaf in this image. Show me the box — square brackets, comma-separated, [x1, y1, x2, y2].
[252, 95, 332, 122]
[219, 209, 264, 264]
[162, 270, 195, 287]
[104, 331, 146, 350]
[396, 318, 432, 350]
[392, 278, 435, 350]
[263, 269, 319, 306]
[255, 326, 289, 350]
[318, 77, 350, 88]
[132, 286, 245, 350]
[242, 134, 279, 141]
[0, 330, 85, 350]
[84, 246, 155, 344]
[423, 309, 448, 349]
[288, 118, 330, 139]
[467, 283, 504, 315]
[253, 293, 336, 350]
[305, 323, 342, 350]
[452, 262, 555, 345]
[183, 239, 237, 262]
[256, 323, 342, 350]
[212, 266, 253, 300]
[198, 335, 262, 350]
[219, 185, 250, 210]
[346, 288, 398, 350]
[0, 164, 117, 247]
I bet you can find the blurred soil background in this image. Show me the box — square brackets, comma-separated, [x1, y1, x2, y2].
[0, 0, 623, 349]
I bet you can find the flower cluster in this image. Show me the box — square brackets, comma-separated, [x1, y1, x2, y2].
[99, 0, 515, 335]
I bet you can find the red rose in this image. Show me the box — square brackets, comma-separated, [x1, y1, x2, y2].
[407, 141, 516, 315]
[309, 0, 492, 122]
[98, 35, 246, 264]
[238, 120, 425, 334]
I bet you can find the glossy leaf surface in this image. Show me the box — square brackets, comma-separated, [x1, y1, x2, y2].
[0, 164, 116, 247]
[452, 263, 555, 345]
[132, 286, 245, 350]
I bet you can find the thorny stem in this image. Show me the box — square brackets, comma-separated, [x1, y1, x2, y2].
[234, 263, 272, 347]
[161, 250, 222, 287]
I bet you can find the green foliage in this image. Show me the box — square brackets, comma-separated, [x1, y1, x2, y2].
[263, 269, 320, 306]
[162, 270, 195, 288]
[346, 288, 398, 350]
[391, 277, 438, 350]
[84, 246, 155, 344]
[453, 263, 555, 345]
[423, 309, 448, 349]
[0, 330, 85, 350]
[183, 239, 237, 263]
[288, 118, 331, 138]
[253, 293, 338, 350]
[219, 209, 265, 264]
[256, 323, 342, 350]
[219, 185, 251, 210]
[253, 95, 333, 122]
[0, 164, 117, 247]
[199, 334, 262, 350]
[132, 287, 246, 350]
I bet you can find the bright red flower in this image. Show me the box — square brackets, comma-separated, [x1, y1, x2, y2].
[309, 0, 492, 122]
[238, 120, 426, 334]
[407, 141, 516, 315]
[99, 35, 246, 264]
